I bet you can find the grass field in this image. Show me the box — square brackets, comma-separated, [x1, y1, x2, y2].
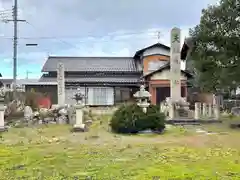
[0, 116, 240, 179]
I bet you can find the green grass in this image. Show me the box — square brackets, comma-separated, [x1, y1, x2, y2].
[0, 118, 240, 179]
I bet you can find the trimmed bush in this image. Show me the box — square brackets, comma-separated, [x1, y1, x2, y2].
[110, 103, 165, 134]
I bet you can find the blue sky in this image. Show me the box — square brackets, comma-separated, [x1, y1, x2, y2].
[0, 0, 218, 79]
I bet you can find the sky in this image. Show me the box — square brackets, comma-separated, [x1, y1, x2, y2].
[0, 0, 218, 79]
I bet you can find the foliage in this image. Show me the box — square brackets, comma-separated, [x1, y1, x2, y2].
[189, 0, 240, 93]
[110, 103, 165, 134]
[25, 91, 44, 110]
[4, 91, 25, 104]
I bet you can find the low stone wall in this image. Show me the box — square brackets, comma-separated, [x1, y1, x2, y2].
[85, 106, 118, 115]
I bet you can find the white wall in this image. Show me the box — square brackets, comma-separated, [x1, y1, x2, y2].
[142, 46, 186, 70]
[150, 69, 187, 80]
[143, 47, 170, 57]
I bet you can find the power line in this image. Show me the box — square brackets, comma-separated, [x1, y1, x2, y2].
[0, 31, 157, 41]
[25, 21, 84, 50]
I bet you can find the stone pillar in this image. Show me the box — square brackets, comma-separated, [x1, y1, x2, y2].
[213, 104, 220, 120]
[57, 63, 65, 106]
[202, 103, 207, 117]
[72, 104, 86, 132]
[194, 102, 200, 120]
[170, 27, 181, 102]
[208, 104, 212, 117]
[0, 104, 6, 132]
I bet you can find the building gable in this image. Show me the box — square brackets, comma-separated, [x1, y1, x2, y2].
[150, 69, 187, 80]
[142, 46, 170, 57]
[134, 43, 170, 58]
[143, 63, 192, 80]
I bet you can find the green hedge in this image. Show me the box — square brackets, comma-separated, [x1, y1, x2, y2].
[110, 103, 165, 134]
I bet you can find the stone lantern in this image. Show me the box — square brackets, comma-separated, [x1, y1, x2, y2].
[72, 88, 86, 132]
[133, 85, 151, 113]
[73, 88, 85, 105]
[0, 87, 7, 131]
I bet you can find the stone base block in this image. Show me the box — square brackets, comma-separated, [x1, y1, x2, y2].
[0, 126, 8, 132]
[71, 124, 87, 132]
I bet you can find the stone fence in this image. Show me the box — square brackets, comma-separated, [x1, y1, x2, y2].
[194, 102, 220, 120]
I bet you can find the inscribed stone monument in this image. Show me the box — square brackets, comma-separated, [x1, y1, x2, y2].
[0, 88, 6, 131]
[57, 63, 65, 105]
[24, 106, 33, 122]
[170, 27, 181, 102]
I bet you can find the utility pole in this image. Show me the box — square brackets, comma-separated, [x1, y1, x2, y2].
[26, 70, 31, 79]
[6, 0, 26, 92]
[13, 0, 18, 92]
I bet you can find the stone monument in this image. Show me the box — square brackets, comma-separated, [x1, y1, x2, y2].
[57, 63, 65, 106]
[72, 88, 86, 132]
[170, 27, 181, 102]
[0, 87, 7, 131]
[166, 27, 190, 119]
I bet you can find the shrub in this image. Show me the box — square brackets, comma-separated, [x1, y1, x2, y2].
[110, 103, 165, 134]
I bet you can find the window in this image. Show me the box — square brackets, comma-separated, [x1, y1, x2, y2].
[6, 84, 11, 88]
[87, 87, 114, 105]
[114, 87, 130, 103]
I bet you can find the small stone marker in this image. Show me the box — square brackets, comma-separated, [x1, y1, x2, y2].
[194, 102, 200, 120]
[213, 104, 220, 120]
[208, 104, 212, 117]
[0, 88, 7, 131]
[202, 103, 207, 117]
[0, 105, 6, 131]
[24, 106, 33, 122]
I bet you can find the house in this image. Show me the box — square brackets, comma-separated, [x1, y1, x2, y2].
[0, 78, 13, 89]
[39, 56, 142, 105]
[32, 42, 192, 106]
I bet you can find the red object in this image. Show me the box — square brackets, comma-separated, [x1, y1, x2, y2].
[37, 97, 52, 109]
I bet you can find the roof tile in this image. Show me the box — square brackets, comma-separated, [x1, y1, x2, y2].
[42, 56, 139, 72]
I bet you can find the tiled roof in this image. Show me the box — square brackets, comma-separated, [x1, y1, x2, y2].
[0, 78, 13, 83]
[42, 56, 139, 72]
[39, 76, 140, 84]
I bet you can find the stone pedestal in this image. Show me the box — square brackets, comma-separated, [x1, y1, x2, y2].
[194, 102, 200, 120]
[202, 103, 207, 117]
[0, 105, 7, 132]
[72, 104, 86, 132]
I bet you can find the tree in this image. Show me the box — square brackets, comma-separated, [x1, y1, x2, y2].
[189, 0, 240, 93]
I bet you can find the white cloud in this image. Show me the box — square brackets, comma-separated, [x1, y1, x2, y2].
[0, 0, 219, 78]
